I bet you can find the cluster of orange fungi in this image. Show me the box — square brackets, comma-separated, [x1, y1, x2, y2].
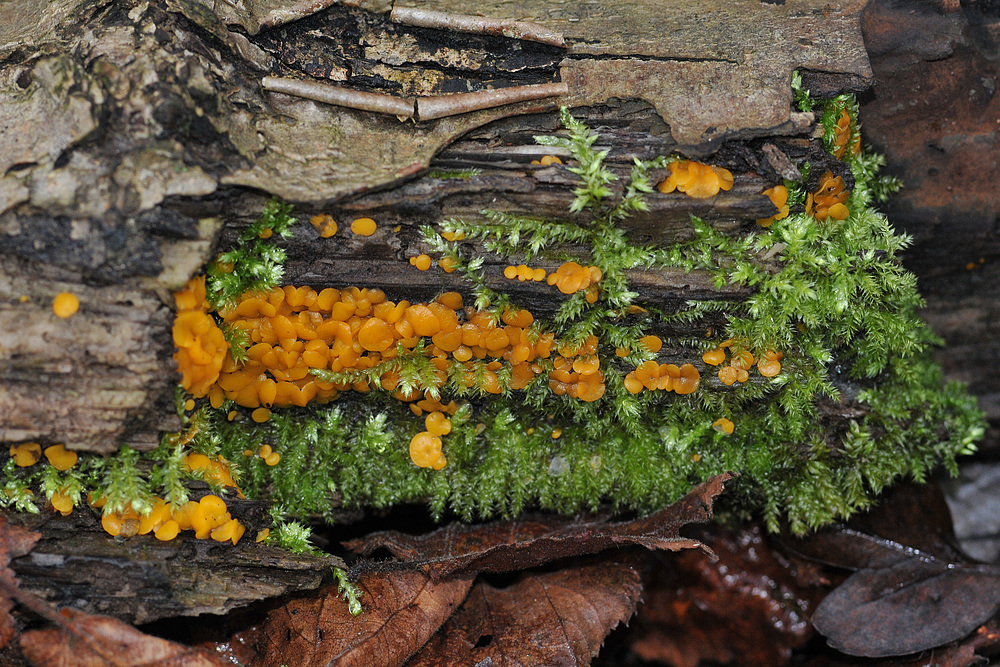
[623, 361, 701, 395]
[8, 443, 78, 515]
[547, 335, 606, 402]
[410, 411, 452, 470]
[530, 155, 563, 166]
[657, 160, 734, 199]
[173, 278, 228, 397]
[171, 277, 638, 468]
[832, 109, 861, 159]
[756, 185, 790, 227]
[310, 214, 337, 238]
[503, 261, 602, 302]
[96, 453, 256, 543]
[806, 171, 850, 221]
[702, 341, 782, 385]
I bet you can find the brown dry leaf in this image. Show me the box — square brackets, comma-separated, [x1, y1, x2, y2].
[787, 482, 1000, 658]
[0, 515, 41, 650]
[405, 557, 643, 667]
[19, 608, 229, 666]
[348, 473, 731, 579]
[251, 570, 474, 667]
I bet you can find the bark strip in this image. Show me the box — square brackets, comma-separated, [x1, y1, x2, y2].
[390, 6, 566, 47]
[261, 76, 416, 117]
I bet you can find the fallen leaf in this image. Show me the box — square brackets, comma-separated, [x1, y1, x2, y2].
[405, 556, 643, 667]
[625, 523, 831, 667]
[787, 482, 1000, 658]
[19, 608, 229, 666]
[250, 570, 474, 667]
[0, 515, 40, 650]
[348, 473, 731, 579]
[811, 554, 1000, 657]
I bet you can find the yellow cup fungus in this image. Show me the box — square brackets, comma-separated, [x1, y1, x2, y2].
[807, 171, 850, 222]
[530, 155, 563, 165]
[52, 292, 79, 318]
[657, 160, 734, 199]
[504, 264, 548, 282]
[410, 431, 446, 470]
[310, 214, 338, 238]
[173, 277, 228, 398]
[409, 254, 432, 271]
[831, 109, 861, 159]
[546, 262, 602, 295]
[44, 444, 78, 471]
[9, 443, 42, 467]
[712, 418, 735, 435]
[350, 217, 377, 236]
[49, 491, 74, 516]
[756, 185, 790, 227]
[99, 493, 247, 545]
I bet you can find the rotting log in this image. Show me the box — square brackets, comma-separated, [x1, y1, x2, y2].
[0, 0, 873, 454]
[1, 0, 985, 632]
[7, 502, 337, 625]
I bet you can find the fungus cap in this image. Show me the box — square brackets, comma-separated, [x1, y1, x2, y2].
[52, 292, 79, 318]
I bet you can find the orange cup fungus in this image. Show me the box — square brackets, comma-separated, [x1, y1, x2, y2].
[807, 171, 850, 221]
[101, 493, 246, 544]
[546, 262, 602, 297]
[44, 444, 78, 471]
[756, 185, 790, 227]
[350, 217, 377, 237]
[409, 254, 433, 271]
[183, 452, 243, 496]
[624, 362, 700, 395]
[504, 264, 548, 282]
[173, 277, 227, 398]
[712, 418, 735, 435]
[52, 292, 79, 318]
[310, 214, 338, 238]
[657, 160, 734, 199]
[49, 491, 74, 516]
[410, 431, 446, 470]
[832, 109, 861, 159]
[530, 155, 563, 165]
[9, 443, 42, 467]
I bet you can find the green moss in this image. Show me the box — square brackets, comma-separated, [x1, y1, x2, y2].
[206, 198, 297, 309]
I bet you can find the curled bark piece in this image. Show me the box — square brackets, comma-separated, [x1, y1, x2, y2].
[390, 6, 566, 47]
[261, 76, 415, 117]
[417, 82, 569, 121]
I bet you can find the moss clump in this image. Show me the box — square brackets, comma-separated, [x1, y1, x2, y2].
[180, 102, 981, 534]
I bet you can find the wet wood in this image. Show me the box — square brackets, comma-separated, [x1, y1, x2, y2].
[5, 507, 337, 625]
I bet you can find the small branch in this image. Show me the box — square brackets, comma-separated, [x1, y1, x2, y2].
[417, 82, 569, 121]
[262, 77, 416, 118]
[390, 7, 566, 47]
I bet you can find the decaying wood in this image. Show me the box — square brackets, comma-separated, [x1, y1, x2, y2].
[6, 506, 336, 625]
[0, 0, 872, 453]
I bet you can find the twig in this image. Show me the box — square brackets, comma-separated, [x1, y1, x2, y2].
[417, 82, 569, 121]
[261, 77, 416, 117]
[390, 7, 566, 47]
